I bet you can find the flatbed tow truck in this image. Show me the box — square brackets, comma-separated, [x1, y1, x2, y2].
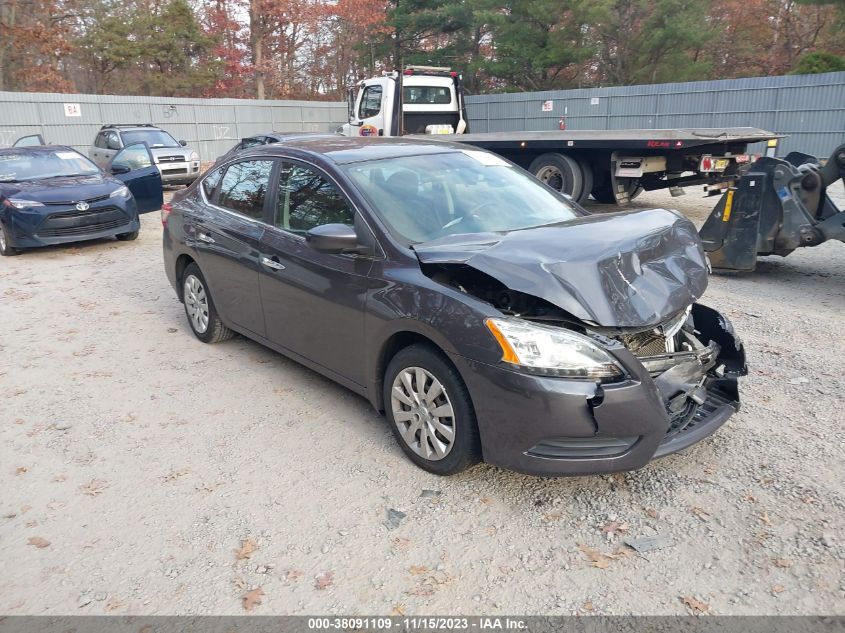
[339, 67, 779, 205]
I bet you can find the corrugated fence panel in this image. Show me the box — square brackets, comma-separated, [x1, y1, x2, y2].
[0, 91, 347, 159]
[466, 71, 845, 157]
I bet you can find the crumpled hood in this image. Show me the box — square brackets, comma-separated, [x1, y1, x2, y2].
[413, 208, 709, 328]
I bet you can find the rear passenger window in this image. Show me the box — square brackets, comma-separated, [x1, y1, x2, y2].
[275, 164, 354, 234]
[218, 160, 274, 220]
[202, 167, 224, 199]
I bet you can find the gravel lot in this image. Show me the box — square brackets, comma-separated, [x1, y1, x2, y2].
[1, 181, 843, 616]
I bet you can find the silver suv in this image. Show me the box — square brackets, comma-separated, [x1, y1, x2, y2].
[90, 124, 201, 186]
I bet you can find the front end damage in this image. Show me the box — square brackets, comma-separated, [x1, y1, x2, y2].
[415, 211, 746, 474]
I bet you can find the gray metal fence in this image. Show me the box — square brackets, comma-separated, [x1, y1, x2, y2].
[464, 71, 845, 158]
[0, 92, 347, 160]
[2, 71, 844, 160]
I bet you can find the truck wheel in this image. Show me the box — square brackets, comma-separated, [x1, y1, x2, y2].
[575, 158, 593, 205]
[591, 179, 642, 204]
[591, 180, 617, 204]
[529, 153, 583, 200]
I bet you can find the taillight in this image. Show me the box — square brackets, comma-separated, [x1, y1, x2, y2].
[161, 202, 173, 227]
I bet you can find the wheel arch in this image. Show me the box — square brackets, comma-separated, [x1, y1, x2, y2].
[373, 330, 455, 412]
[174, 253, 197, 301]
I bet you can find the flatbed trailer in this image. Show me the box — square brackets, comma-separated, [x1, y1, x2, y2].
[433, 128, 781, 204]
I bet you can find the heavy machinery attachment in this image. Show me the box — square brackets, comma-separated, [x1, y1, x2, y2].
[699, 143, 845, 272]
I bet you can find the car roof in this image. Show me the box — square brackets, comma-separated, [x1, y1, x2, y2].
[104, 126, 163, 132]
[0, 145, 77, 156]
[242, 136, 467, 165]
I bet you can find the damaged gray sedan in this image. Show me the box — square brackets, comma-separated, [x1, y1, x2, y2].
[163, 137, 746, 476]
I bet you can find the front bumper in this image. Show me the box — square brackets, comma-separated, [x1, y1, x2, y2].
[451, 355, 739, 476]
[2, 201, 139, 249]
[448, 304, 745, 476]
[156, 160, 200, 185]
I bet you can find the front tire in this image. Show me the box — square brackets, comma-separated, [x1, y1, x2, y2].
[181, 263, 234, 344]
[0, 223, 19, 256]
[383, 344, 480, 475]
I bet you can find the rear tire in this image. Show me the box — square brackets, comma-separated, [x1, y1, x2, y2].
[529, 153, 584, 200]
[181, 263, 234, 344]
[383, 344, 481, 475]
[0, 223, 19, 256]
[116, 230, 139, 241]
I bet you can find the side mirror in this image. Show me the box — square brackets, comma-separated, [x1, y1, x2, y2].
[179, 140, 187, 147]
[111, 163, 131, 175]
[306, 224, 361, 254]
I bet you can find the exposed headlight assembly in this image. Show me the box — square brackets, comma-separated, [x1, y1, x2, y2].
[6, 198, 44, 209]
[485, 317, 625, 380]
[109, 185, 131, 199]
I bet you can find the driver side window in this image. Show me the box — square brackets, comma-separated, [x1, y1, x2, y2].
[274, 163, 353, 235]
[358, 86, 382, 119]
[112, 143, 152, 171]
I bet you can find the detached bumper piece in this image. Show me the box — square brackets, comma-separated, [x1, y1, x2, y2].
[654, 384, 737, 458]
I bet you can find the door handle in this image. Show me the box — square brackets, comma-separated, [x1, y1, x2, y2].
[261, 256, 286, 271]
[197, 232, 215, 244]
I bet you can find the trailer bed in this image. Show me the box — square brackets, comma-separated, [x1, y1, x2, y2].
[421, 127, 780, 151]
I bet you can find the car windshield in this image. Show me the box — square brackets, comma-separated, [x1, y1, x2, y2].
[121, 130, 180, 148]
[0, 149, 100, 182]
[343, 150, 582, 244]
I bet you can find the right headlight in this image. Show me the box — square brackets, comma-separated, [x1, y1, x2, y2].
[485, 317, 624, 380]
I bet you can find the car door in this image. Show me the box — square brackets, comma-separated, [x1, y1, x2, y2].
[99, 131, 121, 167]
[258, 160, 374, 386]
[13, 134, 45, 147]
[108, 143, 163, 213]
[189, 159, 275, 337]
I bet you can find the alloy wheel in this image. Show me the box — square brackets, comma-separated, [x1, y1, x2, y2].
[0, 225, 6, 251]
[390, 366, 455, 461]
[183, 274, 209, 334]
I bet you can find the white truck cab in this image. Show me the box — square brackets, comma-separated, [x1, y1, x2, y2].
[340, 67, 468, 138]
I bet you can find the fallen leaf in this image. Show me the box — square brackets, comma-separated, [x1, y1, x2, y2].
[703, 465, 716, 474]
[645, 508, 658, 519]
[242, 587, 264, 611]
[681, 596, 710, 614]
[15, 466, 27, 475]
[233, 538, 257, 560]
[79, 479, 109, 496]
[774, 558, 792, 568]
[479, 497, 493, 505]
[582, 601, 594, 612]
[28, 537, 50, 548]
[51, 474, 67, 483]
[601, 521, 630, 536]
[314, 571, 334, 590]
[743, 493, 757, 503]
[760, 512, 772, 525]
[758, 476, 774, 485]
[104, 597, 124, 611]
[26, 520, 37, 528]
[544, 513, 562, 522]
[611, 473, 625, 484]
[772, 585, 786, 595]
[578, 544, 611, 569]
[391, 604, 406, 616]
[691, 506, 711, 521]
[409, 565, 429, 576]
[286, 569, 302, 581]
[802, 496, 816, 505]
[233, 576, 246, 590]
[392, 537, 412, 549]
[20, 505, 31, 514]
